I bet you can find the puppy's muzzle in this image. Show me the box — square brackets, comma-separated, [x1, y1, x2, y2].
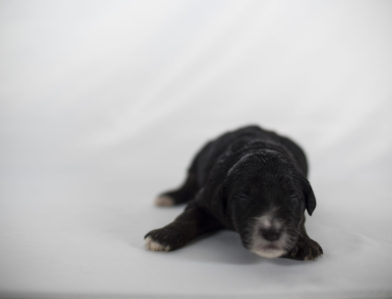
[249, 214, 288, 258]
[259, 228, 282, 242]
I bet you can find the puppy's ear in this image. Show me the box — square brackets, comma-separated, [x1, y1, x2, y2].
[301, 178, 316, 216]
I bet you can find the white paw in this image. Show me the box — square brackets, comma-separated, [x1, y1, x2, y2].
[154, 195, 174, 207]
[145, 236, 171, 252]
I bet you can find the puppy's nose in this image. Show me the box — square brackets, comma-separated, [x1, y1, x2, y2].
[260, 229, 281, 241]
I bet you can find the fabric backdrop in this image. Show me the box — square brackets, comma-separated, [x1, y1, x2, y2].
[1, 0, 392, 298]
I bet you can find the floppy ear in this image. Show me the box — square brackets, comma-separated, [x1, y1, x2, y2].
[301, 178, 316, 216]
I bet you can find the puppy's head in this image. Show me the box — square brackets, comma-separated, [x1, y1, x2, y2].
[225, 151, 316, 258]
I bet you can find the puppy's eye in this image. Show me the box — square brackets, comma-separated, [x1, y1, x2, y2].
[236, 193, 249, 202]
[288, 194, 299, 204]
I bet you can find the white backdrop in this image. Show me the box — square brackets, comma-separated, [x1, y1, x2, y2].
[1, 1, 392, 298]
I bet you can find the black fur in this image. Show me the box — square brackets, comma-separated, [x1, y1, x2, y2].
[145, 125, 322, 260]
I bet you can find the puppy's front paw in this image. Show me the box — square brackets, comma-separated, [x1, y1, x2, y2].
[144, 228, 181, 252]
[285, 237, 323, 261]
[144, 236, 171, 251]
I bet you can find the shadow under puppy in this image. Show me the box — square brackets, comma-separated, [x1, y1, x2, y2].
[145, 125, 323, 260]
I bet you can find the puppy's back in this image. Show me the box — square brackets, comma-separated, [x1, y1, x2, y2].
[190, 125, 308, 186]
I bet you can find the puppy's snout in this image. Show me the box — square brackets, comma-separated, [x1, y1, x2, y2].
[259, 228, 281, 241]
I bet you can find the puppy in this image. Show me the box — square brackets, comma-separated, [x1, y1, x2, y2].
[144, 125, 323, 260]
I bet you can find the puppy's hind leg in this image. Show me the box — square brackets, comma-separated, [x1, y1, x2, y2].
[144, 204, 222, 251]
[155, 173, 199, 207]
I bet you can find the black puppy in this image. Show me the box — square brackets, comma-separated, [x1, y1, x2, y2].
[144, 125, 323, 260]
